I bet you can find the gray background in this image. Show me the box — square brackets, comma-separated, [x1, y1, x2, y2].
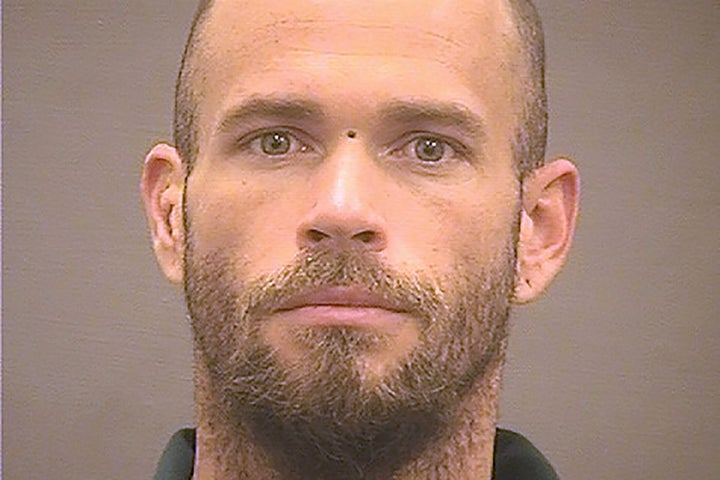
[3, 1, 719, 478]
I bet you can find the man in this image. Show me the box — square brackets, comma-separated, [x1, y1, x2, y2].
[142, 0, 579, 478]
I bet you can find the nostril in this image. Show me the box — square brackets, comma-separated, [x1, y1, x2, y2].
[307, 229, 331, 243]
[297, 224, 387, 251]
[352, 230, 377, 244]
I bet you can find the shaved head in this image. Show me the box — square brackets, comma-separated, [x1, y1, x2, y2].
[172, 0, 213, 170]
[172, 0, 547, 178]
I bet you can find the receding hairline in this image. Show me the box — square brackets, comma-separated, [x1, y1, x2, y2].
[173, 0, 546, 175]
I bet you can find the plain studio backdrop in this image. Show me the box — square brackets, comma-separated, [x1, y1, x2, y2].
[3, 1, 719, 478]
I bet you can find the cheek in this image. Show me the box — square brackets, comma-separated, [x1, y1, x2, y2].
[397, 173, 519, 272]
[185, 174, 299, 273]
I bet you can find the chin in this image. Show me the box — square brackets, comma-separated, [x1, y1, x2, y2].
[261, 322, 418, 383]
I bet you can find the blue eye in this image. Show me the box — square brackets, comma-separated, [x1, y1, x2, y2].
[414, 137, 445, 162]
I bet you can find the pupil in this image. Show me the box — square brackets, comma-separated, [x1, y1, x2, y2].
[261, 132, 290, 155]
[415, 137, 444, 162]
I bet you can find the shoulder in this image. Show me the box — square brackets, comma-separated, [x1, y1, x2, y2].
[493, 428, 560, 480]
[153, 428, 196, 480]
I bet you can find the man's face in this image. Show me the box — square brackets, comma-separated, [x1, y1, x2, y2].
[182, 0, 525, 445]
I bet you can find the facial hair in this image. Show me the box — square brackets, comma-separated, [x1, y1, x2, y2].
[184, 243, 516, 480]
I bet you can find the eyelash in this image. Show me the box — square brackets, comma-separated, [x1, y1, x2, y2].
[237, 129, 314, 157]
[236, 129, 469, 166]
[387, 133, 468, 165]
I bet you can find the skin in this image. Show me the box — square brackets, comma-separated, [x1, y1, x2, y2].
[141, 0, 579, 478]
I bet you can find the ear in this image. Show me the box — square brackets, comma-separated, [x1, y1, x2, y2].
[513, 158, 580, 304]
[140, 143, 185, 284]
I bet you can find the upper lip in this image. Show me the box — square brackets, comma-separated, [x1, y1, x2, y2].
[274, 286, 406, 312]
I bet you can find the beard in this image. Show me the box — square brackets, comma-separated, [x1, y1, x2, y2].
[184, 241, 516, 480]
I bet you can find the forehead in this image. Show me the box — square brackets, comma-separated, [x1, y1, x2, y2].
[201, 0, 516, 68]
[205, 0, 513, 43]
[193, 0, 522, 133]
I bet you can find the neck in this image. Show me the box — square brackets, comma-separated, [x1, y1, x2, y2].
[192, 358, 503, 480]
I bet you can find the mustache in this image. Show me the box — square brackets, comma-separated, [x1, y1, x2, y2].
[228, 246, 444, 327]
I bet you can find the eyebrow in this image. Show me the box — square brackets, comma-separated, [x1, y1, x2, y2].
[214, 96, 486, 142]
[376, 100, 487, 143]
[215, 96, 325, 136]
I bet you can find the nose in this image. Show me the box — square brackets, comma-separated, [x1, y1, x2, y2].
[296, 142, 388, 252]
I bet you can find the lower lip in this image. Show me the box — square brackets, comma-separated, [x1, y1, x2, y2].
[271, 305, 410, 328]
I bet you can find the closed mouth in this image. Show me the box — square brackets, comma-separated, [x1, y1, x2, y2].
[273, 286, 407, 313]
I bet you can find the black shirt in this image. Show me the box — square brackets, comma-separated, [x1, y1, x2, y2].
[154, 428, 559, 479]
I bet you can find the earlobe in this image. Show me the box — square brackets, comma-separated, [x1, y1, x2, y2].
[513, 158, 580, 304]
[141, 143, 186, 284]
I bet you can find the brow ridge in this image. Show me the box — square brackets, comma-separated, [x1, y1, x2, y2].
[215, 95, 326, 135]
[215, 95, 486, 143]
[377, 99, 487, 142]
